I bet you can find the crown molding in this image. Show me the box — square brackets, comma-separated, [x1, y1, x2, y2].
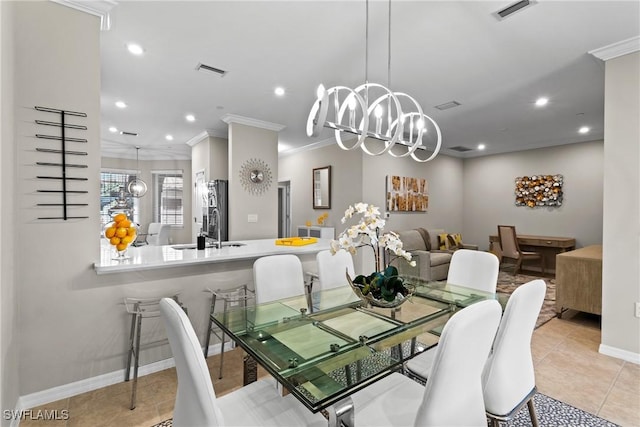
[50, 0, 117, 31]
[278, 137, 336, 157]
[185, 129, 227, 147]
[589, 36, 640, 61]
[220, 114, 285, 132]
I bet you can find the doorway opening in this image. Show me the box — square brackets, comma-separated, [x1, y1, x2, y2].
[278, 181, 291, 238]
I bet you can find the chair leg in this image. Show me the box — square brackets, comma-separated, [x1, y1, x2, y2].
[218, 299, 229, 379]
[514, 258, 522, 275]
[124, 311, 136, 382]
[130, 312, 142, 410]
[527, 397, 539, 427]
[204, 293, 217, 358]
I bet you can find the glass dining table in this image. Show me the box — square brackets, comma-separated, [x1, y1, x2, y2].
[211, 276, 504, 423]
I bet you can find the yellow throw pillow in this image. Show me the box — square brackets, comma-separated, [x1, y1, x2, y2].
[447, 233, 463, 250]
[438, 233, 450, 250]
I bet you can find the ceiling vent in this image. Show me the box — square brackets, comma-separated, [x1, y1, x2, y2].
[435, 101, 461, 111]
[494, 0, 536, 20]
[449, 146, 473, 152]
[120, 131, 138, 136]
[196, 63, 227, 77]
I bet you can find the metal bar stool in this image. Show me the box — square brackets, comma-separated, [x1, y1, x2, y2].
[204, 284, 254, 379]
[124, 294, 186, 410]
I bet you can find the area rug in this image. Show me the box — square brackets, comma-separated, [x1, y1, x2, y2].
[151, 392, 618, 427]
[496, 270, 556, 328]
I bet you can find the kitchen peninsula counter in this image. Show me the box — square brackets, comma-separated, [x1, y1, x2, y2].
[94, 238, 331, 275]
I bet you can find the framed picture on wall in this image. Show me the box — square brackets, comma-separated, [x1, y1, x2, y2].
[386, 175, 428, 212]
[515, 174, 563, 208]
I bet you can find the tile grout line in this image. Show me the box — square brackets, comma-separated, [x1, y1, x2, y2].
[594, 361, 626, 417]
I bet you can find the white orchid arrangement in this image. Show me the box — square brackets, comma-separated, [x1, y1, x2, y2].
[330, 202, 415, 272]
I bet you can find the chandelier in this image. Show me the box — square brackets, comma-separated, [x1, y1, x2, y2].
[306, 0, 441, 162]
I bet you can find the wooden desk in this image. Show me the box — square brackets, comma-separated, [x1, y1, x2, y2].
[555, 245, 602, 317]
[489, 234, 576, 273]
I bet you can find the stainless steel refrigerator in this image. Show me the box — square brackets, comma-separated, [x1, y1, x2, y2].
[203, 180, 228, 242]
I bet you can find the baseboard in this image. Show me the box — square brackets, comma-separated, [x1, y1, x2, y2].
[599, 343, 640, 364]
[13, 342, 225, 421]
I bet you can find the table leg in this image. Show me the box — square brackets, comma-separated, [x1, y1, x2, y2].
[243, 354, 257, 386]
[328, 396, 354, 427]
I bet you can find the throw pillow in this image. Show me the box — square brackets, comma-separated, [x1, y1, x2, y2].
[438, 233, 450, 250]
[447, 233, 464, 250]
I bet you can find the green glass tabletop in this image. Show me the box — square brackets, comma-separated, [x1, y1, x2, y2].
[211, 280, 502, 412]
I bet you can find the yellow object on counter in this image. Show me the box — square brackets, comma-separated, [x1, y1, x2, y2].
[275, 237, 318, 246]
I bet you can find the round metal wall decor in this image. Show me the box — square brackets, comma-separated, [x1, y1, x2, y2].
[239, 158, 272, 196]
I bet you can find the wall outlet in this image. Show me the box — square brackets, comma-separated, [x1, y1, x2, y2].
[248, 214, 258, 223]
[635, 302, 640, 318]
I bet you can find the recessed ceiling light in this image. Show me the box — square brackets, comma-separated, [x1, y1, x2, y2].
[477, 144, 486, 150]
[165, 134, 174, 141]
[108, 126, 118, 133]
[579, 126, 590, 134]
[274, 87, 285, 96]
[126, 43, 144, 56]
[535, 97, 549, 107]
[185, 114, 195, 122]
[115, 101, 127, 109]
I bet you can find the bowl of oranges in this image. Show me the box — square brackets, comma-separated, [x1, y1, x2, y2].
[104, 212, 137, 260]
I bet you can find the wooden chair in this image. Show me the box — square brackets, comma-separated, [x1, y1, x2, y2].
[497, 225, 544, 275]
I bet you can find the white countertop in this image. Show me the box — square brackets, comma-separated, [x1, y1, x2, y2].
[94, 238, 332, 275]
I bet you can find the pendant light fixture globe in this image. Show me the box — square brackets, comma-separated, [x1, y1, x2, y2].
[127, 146, 148, 198]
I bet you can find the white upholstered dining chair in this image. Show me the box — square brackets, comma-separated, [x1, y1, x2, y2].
[253, 254, 306, 304]
[316, 249, 355, 291]
[159, 297, 326, 427]
[405, 248, 499, 381]
[446, 248, 500, 293]
[147, 222, 170, 246]
[350, 299, 502, 427]
[312, 249, 359, 311]
[482, 279, 546, 427]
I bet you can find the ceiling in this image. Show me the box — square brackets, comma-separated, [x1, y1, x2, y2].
[99, 1, 640, 161]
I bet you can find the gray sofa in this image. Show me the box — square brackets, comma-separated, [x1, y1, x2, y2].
[392, 228, 452, 281]
[391, 228, 478, 281]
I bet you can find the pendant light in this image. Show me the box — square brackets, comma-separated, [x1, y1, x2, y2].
[127, 146, 148, 198]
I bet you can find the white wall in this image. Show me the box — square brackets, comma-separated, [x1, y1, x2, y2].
[101, 156, 192, 244]
[281, 142, 466, 237]
[228, 123, 279, 239]
[12, 1, 102, 395]
[463, 141, 604, 250]
[1, 1, 19, 422]
[280, 141, 466, 273]
[279, 143, 363, 236]
[601, 51, 640, 360]
[362, 150, 465, 234]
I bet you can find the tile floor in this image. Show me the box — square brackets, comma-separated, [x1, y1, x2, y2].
[21, 311, 640, 427]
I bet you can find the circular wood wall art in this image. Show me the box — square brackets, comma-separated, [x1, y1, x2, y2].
[239, 158, 272, 195]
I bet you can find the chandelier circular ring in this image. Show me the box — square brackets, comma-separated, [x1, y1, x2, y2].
[306, 82, 441, 161]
